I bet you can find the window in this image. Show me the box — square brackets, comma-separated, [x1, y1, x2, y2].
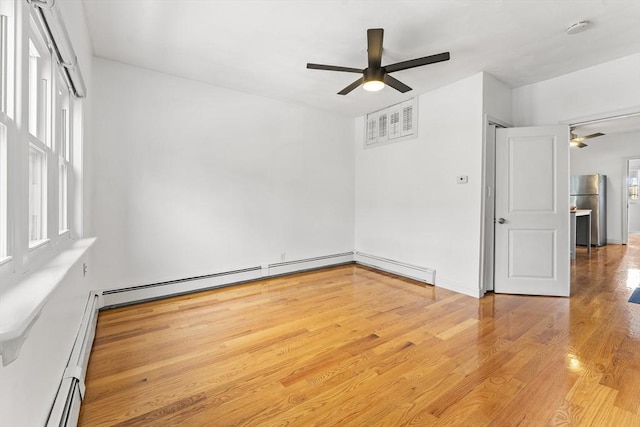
[29, 145, 46, 245]
[27, 15, 53, 248]
[0, 0, 88, 366]
[59, 160, 67, 232]
[0, 124, 7, 259]
[56, 71, 71, 233]
[0, 14, 7, 113]
[28, 31, 52, 145]
[0, 0, 14, 117]
[1, 0, 84, 280]
[0, 0, 14, 261]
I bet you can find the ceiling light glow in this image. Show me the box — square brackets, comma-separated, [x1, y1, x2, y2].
[363, 80, 385, 92]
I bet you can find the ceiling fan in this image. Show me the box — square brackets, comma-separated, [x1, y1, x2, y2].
[570, 128, 605, 148]
[307, 28, 450, 95]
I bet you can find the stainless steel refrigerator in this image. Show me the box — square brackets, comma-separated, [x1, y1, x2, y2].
[570, 174, 607, 246]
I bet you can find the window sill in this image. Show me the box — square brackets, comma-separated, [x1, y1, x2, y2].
[0, 255, 12, 267]
[28, 238, 50, 251]
[0, 237, 96, 366]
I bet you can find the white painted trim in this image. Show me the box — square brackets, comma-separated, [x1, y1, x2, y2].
[354, 252, 435, 284]
[0, 237, 96, 366]
[562, 106, 640, 128]
[267, 252, 354, 277]
[47, 291, 101, 427]
[480, 115, 512, 296]
[622, 157, 640, 245]
[436, 277, 483, 298]
[101, 252, 356, 308]
[101, 267, 263, 308]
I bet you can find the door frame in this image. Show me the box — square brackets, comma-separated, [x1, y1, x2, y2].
[563, 108, 640, 245]
[622, 156, 640, 244]
[479, 115, 510, 295]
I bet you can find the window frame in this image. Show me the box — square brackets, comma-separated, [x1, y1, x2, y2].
[0, 0, 82, 286]
[0, 0, 16, 266]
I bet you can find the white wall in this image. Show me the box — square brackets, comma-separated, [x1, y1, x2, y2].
[512, 53, 640, 126]
[483, 73, 512, 125]
[91, 58, 354, 290]
[570, 132, 640, 243]
[355, 73, 485, 297]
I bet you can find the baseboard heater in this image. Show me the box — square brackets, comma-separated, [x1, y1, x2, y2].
[101, 252, 355, 308]
[46, 292, 101, 427]
[354, 252, 435, 284]
[266, 252, 354, 277]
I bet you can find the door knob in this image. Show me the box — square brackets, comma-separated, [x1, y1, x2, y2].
[497, 218, 506, 224]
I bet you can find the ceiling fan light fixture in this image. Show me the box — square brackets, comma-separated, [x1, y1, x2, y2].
[307, 28, 450, 95]
[363, 67, 385, 92]
[363, 79, 384, 92]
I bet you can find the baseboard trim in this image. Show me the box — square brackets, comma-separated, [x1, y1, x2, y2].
[436, 277, 482, 298]
[354, 252, 435, 284]
[101, 267, 263, 308]
[267, 252, 354, 277]
[101, 252, 355, 309]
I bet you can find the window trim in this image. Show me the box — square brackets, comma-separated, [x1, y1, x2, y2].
[0, 0, 88, 366]
[1, 0, 84, 288]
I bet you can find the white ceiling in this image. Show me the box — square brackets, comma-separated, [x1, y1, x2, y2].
[81, 0, 640, 118]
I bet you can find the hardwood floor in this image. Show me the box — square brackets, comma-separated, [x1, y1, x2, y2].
[79, 239, 640, 426]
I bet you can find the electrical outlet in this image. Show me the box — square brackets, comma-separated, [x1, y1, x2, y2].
[280, 252, 286, 262]
[457, 175, 468, 184]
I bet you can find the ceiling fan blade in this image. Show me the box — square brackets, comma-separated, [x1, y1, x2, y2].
[383, 74, 412, 93]
[307, 63, 363, 73]
[581, 132, 605, 140]
[570, 132, 605, 143]
[367, 28, 384, 69]
[338, 77, 364, 95]
[385, 52, 450, 73]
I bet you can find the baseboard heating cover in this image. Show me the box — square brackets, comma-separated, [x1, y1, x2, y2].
[267, 252, 354, 277]
[101, 252, 355, 308]
[354, 252, 435, 284]
[46, 291, 102, 427]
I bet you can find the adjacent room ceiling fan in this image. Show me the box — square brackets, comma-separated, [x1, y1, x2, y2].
[307, 28, 450, 95]
[570, 128, 605, 148]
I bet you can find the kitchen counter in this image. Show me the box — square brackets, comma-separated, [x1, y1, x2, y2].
[571, 209, 591, 260]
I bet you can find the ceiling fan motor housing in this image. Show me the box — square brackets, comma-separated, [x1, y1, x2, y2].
[364, 67, 385, 83]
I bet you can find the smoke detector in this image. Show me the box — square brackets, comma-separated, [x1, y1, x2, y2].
[566, 21, 590, 35]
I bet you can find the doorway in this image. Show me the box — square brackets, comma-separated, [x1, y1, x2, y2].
[480, 119, 570, 296]
[624, 157, 640, 244]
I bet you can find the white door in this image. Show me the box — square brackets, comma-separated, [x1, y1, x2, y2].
[494, 126, 570, 296]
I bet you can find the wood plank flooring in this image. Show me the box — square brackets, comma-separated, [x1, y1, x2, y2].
[79, 238, 640, 426]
